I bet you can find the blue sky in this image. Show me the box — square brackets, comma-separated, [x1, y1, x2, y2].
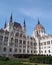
[0, 0, 52, 35]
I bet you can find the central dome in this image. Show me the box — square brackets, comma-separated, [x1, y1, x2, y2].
[33, 19, 45, 37]
[34, 20, 44, 30]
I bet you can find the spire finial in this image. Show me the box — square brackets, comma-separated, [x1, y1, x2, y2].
[10, 13, 12, 22]
[23, 19, 26, 33]
[4, 21, 7, 28]
[24, 19, 26, 27]
[38, 18, 40, 24]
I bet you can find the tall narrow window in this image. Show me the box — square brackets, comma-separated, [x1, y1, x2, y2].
[9, 48, 12, 52]
[3, 47, 6, 52]
[48, 50, 50, 53]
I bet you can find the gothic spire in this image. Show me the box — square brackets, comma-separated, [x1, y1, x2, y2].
[10, 13, 12, 23]
[23, 19, 26, 32]
[4, 21, 7, 28]
[24, 19, 26, 27]
[38, 18, 40, 24]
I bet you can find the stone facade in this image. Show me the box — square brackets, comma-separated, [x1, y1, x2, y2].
[0, 15, 52, 57]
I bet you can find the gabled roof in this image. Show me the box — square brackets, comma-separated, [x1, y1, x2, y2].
[14, 22, 22, 29]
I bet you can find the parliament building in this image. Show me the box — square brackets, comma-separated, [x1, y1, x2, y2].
[0, 14, 52, 57]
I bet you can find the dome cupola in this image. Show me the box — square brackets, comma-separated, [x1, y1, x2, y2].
[34, 19, 44, 31]
[33, 19, 45, 37]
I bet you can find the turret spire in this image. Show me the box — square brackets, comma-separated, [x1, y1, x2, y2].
[4, 21, 7, 28]
[24, 19, 26, 27]
[10, 13, 12, 22]
[38, 18, 40, 24]
[23, 19, 26, 33]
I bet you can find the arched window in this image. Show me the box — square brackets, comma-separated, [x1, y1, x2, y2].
[48, 50, 50, 53]
[15, 32, 19, 36]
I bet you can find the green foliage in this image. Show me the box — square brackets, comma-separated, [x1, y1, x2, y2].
[29, 55, 52, 64]
[0, 56, 31, 65]
[13, 54, 33, 58]
[0, 56, 51, 65]
[35, 64, 38, 65]
[0, 56, 9, 61]
[0, 61, 31, 65]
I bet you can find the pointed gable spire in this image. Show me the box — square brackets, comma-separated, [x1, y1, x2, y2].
[38, 18, 40, 24]
[23, 19, 26, 32]
[24, 19, 26, 27]
[4, 21, 7, 28]
[10, 13, 12, 23]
